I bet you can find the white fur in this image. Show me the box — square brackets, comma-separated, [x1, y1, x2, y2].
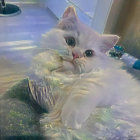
[31, 6, 140, 139]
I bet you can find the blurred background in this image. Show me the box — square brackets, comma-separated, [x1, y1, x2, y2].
[105, 0, 140, 59]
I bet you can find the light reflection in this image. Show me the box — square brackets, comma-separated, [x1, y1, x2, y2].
[9, 45, 37, 50]
[0, 40, 34, 47]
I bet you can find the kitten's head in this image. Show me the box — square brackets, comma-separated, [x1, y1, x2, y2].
[41, 6, 120, 73]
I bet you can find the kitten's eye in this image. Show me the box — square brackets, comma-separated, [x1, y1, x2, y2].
[84, 49, 94, 57]
[65, 37, 76, 47]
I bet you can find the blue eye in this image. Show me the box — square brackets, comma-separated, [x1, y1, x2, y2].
[84, 49, 94, 57]
[65, 37, 76, 47]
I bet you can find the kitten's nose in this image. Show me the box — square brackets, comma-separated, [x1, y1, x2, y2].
[72, 52, 79, 59]
[72, 50, 83, 60]
[72, 48, 83, 60]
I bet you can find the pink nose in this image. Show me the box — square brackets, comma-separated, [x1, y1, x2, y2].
[72, 52, 79, 59]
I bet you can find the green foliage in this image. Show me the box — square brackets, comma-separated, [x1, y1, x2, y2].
[0, 79, 45, 137]
[5, 79, 30, 103]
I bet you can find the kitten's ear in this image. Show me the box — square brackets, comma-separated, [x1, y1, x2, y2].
[57, 6, 78, 30]
[62, 6, 77, 19]
[100, 35, 120, 53]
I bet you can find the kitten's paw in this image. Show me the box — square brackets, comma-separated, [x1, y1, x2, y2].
[61, 95, 94, 129]
[61, 103, 91, 129]
[61, 109, 82, 129]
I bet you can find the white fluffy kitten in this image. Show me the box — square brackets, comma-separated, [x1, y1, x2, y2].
[30, 6, 140, 139]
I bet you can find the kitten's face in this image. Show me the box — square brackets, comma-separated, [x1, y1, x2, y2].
[42, 6, 119, 73]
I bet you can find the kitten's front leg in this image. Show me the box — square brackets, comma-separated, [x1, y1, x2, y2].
[61, 92, 97, 129]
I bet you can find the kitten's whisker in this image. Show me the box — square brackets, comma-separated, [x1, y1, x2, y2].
[80, 64, 85, 73]
[76, 60, 86, 73]
[78, 65, 82, 73]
